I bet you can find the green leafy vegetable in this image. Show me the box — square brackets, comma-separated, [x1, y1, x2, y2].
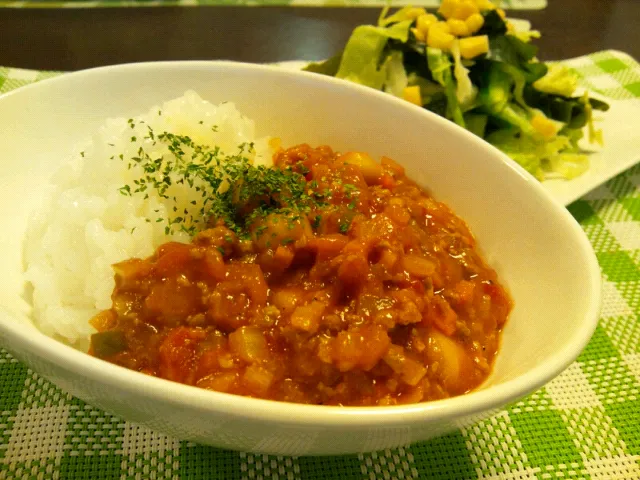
[304, 54, 342, 77]
[91, 331, 127, 358]
[384, 50, 409, 97]
[333, 21, 413, 89]
[427, 47, 465, 126]
[302, 4, 610, 181]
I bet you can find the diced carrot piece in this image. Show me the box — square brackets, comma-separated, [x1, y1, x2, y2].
[380, 173, 396, 190]
[453, 280, 475, 305]
[273, 245, 295, 269]
[89, 309, 117, 332]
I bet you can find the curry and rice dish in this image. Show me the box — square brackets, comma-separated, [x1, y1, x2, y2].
[25, 92, 511, 406]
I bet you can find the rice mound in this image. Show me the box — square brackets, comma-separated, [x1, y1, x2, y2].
[24, 91, 272, 347]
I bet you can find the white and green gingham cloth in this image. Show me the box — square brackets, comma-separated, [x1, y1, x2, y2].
[1, 50, 639, 479]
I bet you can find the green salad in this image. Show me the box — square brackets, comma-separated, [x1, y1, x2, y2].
[304, 0, 609, 181]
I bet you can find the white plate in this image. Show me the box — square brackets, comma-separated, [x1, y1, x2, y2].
[275, 60, 640, 206]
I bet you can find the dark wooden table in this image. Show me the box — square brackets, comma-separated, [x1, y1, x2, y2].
[1, 0, 639, 71]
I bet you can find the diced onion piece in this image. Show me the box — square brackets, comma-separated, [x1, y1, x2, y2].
[228, 326, 269, 363]
[272, 288, 304, 316]
[426, 330, 474, 393]
[332, 324, 391, 372]
[290, 301, 326, 334]
[242, 364, 275, 395]
[383, 344, 427, 386]
[340, 152, 383, 185]
[197, 372, 240, 392]
[402, 254, 436, 278]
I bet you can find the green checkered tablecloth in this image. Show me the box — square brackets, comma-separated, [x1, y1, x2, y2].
[0, 0, 547, 9]
[1, 50, 639, 479]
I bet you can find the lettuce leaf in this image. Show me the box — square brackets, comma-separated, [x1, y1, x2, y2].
[304, 54, 342, 77]
[384, 50, 409, 97]
[334, 21, 413, 89]
[487, 128, 589, 180]
[427, 47, 465, 127]
[451, 41, 478, 109]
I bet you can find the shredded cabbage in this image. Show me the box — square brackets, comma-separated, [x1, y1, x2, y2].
[533, 64, 579, 97]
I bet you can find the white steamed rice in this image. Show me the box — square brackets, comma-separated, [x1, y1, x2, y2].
[24, 91, 272, 347]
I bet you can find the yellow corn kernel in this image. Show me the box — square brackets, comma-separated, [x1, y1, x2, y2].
[411, 27, 426, 43]
[506, 21, 515, 33]
[459, 35, 489, 59]
[447, 18, 471, 37]
[438, 0, 460, 19]
[474, 0, 496, 11]
[431, 21, 452, 34]
[416, 13, 438, 36]
[496, 8, 506, 19]
[403, 86, 422, 106]
[465, 13, 485, 34]
[452, 0, 479, 20]
[531, 114, 557, 140]
[427, 26, 456, 50]
[403, 7, 428, 20]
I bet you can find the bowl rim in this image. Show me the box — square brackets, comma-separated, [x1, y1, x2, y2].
[0, 60, 602, 428]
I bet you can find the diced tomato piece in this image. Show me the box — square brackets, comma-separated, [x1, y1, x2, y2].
[144, 277, 202, 322]
[380, 173, 396, 190]
[158, 327, 207, 384]
[154, 242, 194, 277]
[426, 295, 458, 336]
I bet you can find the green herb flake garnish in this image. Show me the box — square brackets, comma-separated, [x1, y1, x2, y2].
[116, 126, 332, 238]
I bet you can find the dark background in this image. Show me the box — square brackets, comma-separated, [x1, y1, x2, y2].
[0, 0, 639, 71]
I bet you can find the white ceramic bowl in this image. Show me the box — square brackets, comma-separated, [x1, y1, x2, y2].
[0, 62, 601, 456]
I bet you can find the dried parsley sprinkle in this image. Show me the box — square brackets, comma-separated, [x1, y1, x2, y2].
[117, 125, 329, 238]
